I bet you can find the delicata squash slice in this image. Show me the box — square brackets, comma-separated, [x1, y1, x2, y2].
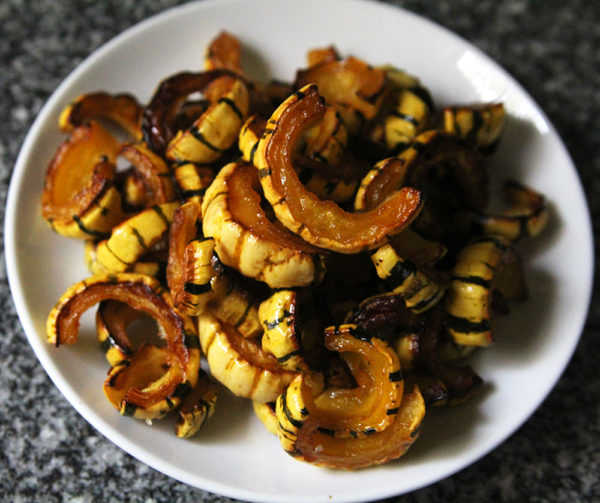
[93, 201, 180, 274]
[276, 325, 425, 469]
[294, 55, 387, 135]
[58, 91, 143, 141]
[47, 273, 201, 419]
[444, 236, 527, 347]
[166, 75, 249, 164]
[254, 84, 423, 254]
[175, 368, 219, 438]
[202, 161, 326, 287]
[197, 311, 296, 403]
[41, 121, 126, 239]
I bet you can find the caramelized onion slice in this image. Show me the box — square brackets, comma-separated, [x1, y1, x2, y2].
[202, 161, 325, 287]
[255, 84, 423, 254]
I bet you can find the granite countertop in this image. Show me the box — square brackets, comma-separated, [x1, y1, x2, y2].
[1, 1, 598, 502]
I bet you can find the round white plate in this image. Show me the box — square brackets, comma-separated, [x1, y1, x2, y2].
[5, 0, 594, 501]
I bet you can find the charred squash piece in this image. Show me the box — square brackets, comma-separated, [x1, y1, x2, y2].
[202, 161, 326, 287]
[306, 45, 340, 67]
[166, 76, 249, 164]
[254, 84, 423, 254]
[204, 30, 243, 73]
[59, 91, 143, 141]
[47, 273, 200, 419]
[166, 201, 210, 316]
[41, 121, 126, 239]
[444, 236, 526, 346]
[197, 311, 295, 403]
[142, 69, 239, 154]
[119, 142, 176, 206]
[94, 201, 180, 274]
[443, 103, 505, 152]
[460, 180, 549, 241]
[371, 243, 446, 314]
[275, 325, 425, 469]
[355, 129, 488, 212]
[175, 368, 219, 438]
[95, 299, 138, 366]
[294, 56, 387, 135]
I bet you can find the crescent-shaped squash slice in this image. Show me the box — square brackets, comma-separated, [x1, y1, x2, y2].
[58, 91, 143, 141]
[197, 311, 295, 403]
[202, 161, 326, 287]
[41, 121, 126, 239]
[47, 273, 200, 420]
[275, 325, 425, 469]
[444, 236, 526, 346]
[254, 84, 423, 254]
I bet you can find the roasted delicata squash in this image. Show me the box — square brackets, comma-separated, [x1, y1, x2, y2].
[370, 243, 446, 314]
[294, 56, 387, 135]
[172, 162, 215, 205]
[275, 324, 425, 469]
[41, 121, 126, 239]
[166, 76, 249, 164]
[258, 289, 323, 372]
[443, 102, 506, 152]
[93, 201, 180, 274]
[444, 236, 526, 346]
[355, 129, 488, 213]
[47, 273, 200, 419]
[254, 84, 423, 253]
[378, 67, 434, 154]
[459, 180, 549, 241]
[206, 268, 263, 339]
[58, 91, 143, 141]
[253, 400, 279, 435]
[119, 142, 176, 206]
[166, 201, 209, 315]
[204, 30, 243, 73]
[95, 299, 138, 366]
[202, 161, 326, 287]
[175, 368, 219, 438]
[197, 311, 295, 403]
[41, 34, 551, 465]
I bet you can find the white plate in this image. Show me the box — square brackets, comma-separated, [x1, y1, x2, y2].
[5, 0, 594, 501]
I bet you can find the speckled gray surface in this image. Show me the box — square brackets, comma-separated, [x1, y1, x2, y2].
[1, 1, 599, 502]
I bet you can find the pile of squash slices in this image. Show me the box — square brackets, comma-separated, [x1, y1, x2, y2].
[42, 32, 549, 470]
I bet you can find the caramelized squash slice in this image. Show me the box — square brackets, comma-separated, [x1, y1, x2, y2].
[202, 161, 326, 287]
[254, 84, 423, 253]
[41, 121, 126, 239]
[47, 273, 200, 419]
[276, 325, 425, 469]
[59, 91, 143, 141]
